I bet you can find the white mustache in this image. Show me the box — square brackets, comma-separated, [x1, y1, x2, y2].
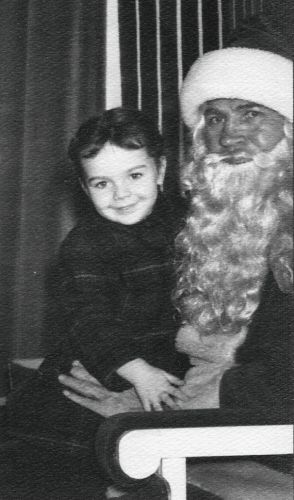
[202, 136, 290, 170]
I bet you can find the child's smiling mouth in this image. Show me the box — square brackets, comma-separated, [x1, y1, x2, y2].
[114, 203, 138, 213]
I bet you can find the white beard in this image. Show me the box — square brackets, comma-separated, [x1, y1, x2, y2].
[174, 133, 292, 408]
[176, 134, 292, 332]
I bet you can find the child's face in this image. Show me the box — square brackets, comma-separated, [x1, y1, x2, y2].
[81, 143, 165, 225]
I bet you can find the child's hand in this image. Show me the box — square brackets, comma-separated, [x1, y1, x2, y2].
[117, 358, 184, 411]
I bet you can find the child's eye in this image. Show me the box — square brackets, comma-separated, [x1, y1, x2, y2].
[94, 181, 108, 189]
[130, 172, 143, 180]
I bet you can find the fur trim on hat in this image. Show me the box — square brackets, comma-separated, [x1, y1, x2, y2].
[180, 48, 293, 128]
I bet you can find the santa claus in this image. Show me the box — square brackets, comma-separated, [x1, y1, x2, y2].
[174, 47, 292, 409]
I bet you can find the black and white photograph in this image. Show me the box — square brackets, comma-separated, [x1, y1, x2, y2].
[0, 1, 292, 498]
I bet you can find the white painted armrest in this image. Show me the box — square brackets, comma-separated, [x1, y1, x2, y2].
[118, 425, 293, 500]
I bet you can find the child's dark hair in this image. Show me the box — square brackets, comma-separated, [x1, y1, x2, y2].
[68, 107, 164, 179]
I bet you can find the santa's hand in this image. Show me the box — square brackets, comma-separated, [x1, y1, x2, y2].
[70, 360, 103, 384]
[61, 386, 142, 417]
[59, 373, 111, 401]
[62, 389, 113, 414]
[59, 370, 143, 416]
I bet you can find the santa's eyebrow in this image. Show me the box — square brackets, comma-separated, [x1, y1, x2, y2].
[203, 102, 264, 115]
[203, 107, 223, 115]
[237, 103, 262, 110]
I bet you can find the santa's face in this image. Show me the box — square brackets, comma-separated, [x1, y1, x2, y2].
[202, 99, 285, 165]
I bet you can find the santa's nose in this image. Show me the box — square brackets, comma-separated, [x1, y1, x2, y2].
[220, 120, 246, 149]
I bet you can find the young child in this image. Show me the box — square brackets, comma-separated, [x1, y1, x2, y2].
[7, 107, 189, 449]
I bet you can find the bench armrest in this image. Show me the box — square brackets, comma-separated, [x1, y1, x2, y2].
[96, 408, 293, 499]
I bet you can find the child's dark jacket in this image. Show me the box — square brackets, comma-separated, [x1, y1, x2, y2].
[7, 195, 189, 446]
[42, 194, 188, 391]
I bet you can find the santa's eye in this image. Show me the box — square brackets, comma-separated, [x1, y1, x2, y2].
[206, 115, 223, 126]
[244, 109, 260, 120]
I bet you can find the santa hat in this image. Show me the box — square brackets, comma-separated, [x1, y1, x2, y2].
[180, 47, 293, 128]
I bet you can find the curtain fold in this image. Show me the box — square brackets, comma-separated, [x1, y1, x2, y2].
[0, 0, 106, 395]
[202, 0, 220, 52]
[118, 0, 138, 109]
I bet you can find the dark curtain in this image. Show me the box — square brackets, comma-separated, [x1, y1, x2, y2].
[0, 0, 106, 396]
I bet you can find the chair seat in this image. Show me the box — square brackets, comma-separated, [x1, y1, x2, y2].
[187, 459, 293, 500]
